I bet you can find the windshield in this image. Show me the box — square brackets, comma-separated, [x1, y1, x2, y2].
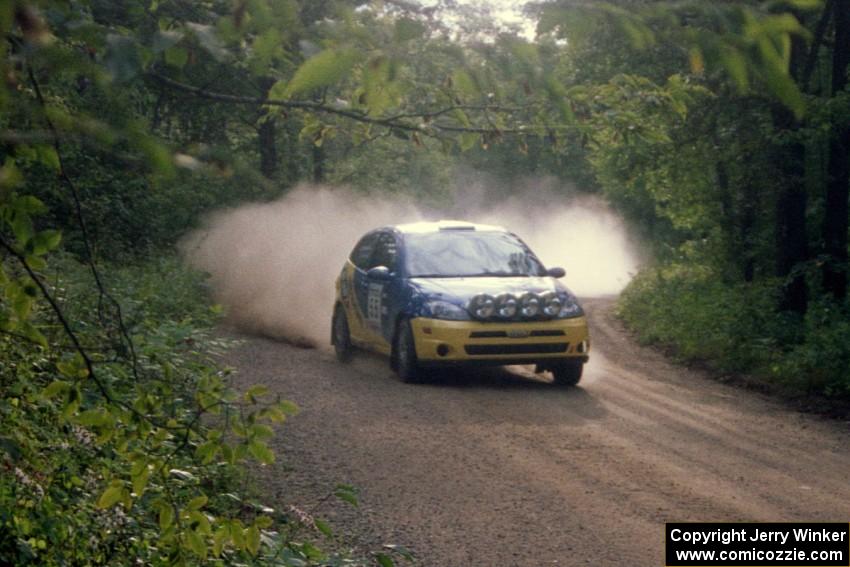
[404, 230, 546, 278]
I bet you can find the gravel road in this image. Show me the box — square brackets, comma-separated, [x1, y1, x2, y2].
[227, 297, 850, 566]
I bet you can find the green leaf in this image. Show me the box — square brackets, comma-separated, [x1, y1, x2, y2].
[24, 255, 46, 271]
[13, 195, 46, 214]
[19, 321, 46, 348]
[159, 503, 174, 530]
[756, 37, 806, 119]
[186, 528, 207, 558]
[459, 132, 478, 152]
[277, 400, 299, 416]
[245, 525, 260, 556]
[247, 439, 274, 464]
[11, 289, 32, 320]
[164, 46, 188, 68]
[719, 46, 749, 92]
[544, 77, 575, 123]
[97, 482, 124, 509]
[279, 48, 360, 98]
[334, 484, 359, 507]
[229, 520, 245, 549]
[249, 28, 282, 72]
[314, 518, 333, 537]
[37, 146, 60, 171]
[43, 380, 70, 398]
[375, 554, 395, 567]
[212, 527, 229, 557]
[76, 409, 110, 427]
[10, 211, 34, 245]
[132, 466, 150, 496]
[31, 230, 61, 255]
[452, 69, 478, 99]
[243, 384, 268, 403]
[249, 423, 274, 439]
[0, 159, 23, 190]
[195, 440, 219, 464]
[188, 510, 211, 535]
[187, 495, 208, 510]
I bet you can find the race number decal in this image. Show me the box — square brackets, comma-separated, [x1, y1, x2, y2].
[367, 283, 383, 324]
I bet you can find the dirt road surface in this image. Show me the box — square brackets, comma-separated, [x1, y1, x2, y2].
[227, 298, 850, 566]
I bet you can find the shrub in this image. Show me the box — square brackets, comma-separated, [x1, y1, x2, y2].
[618, 264, 850, 398]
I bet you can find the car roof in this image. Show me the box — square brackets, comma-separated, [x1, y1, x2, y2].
[391, 220, 507, 234]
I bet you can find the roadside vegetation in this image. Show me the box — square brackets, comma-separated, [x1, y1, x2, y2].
[1, 0, 848, 564]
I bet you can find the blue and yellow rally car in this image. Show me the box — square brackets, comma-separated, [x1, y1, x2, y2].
[331, 221, 590, 385]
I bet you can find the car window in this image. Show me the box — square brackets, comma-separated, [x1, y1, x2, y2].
[369, 232, 399, 271]
[350, 233, 378, 269]
[404, 230, 546, 277]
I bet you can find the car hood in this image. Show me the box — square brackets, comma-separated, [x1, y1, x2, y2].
[409, 276, 569, 304]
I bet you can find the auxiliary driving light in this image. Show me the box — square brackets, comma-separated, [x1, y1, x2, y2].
[519, 293, 541, 317]
[469, 294, 495, 319]
[495, 293, 518, 318]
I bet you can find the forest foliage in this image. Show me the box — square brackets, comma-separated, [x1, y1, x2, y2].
[1, 0, 849, 564]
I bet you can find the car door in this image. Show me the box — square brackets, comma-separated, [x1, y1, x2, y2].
[343, 232, 377, 345]
[351, 230, 401, 353]
[368, 231, 405, 345]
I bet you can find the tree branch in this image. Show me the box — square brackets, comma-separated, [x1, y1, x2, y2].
[148, 73, 566, 137]
[27, 65, 143, 383]
[801, 0, 834, 93]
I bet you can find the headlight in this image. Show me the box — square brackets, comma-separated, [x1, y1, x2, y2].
[541, 292, 562, 317]
[519, 293, 541, 317]
[425, 300, 470, 320]
[469, 294, 495, 319]
[495, 293, 518, 318]
[558, 296, 584, 318]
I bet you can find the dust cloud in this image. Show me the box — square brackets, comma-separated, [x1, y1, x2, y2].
[182, 183, 639, 347]
[478, 196, 640, 297]
[181, 186, 420, 346]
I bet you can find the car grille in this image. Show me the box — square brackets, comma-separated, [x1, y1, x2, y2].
[468, 330, 566, 338]
[464, 343, 569, 356]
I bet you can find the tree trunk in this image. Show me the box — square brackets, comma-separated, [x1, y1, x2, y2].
[258, 117, 278, 179]
[740, 182, 757, 283]
[772, 34, 809, 315]
[257, 77, 278, 179]
[312, 143, 325, 183]
[822, 0, 850, 300]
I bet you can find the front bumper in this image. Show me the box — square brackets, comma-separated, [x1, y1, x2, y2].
[409, 316, 590, 364]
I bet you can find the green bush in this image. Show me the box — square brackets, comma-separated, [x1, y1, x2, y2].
[0, 250, 370, 565]
[618, 264, 850, 398]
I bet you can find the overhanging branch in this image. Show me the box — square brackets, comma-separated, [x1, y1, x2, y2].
[148, 73, 567, 137]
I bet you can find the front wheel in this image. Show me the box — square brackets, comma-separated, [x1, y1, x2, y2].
[393, 320, 421, 383]
[332, 305, 353, 363]
[552, 360, 583, 387]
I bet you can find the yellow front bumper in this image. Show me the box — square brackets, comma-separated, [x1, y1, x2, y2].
[409, 316, 589, 363]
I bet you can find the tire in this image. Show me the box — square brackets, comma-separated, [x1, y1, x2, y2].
[332, 305, 353, 363]
[393, 320, 421, 383]
[552, 360, 583, 387]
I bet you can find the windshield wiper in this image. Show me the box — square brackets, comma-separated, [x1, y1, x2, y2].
[410, 271, 533, 278]
[463, 271, 529, 277]
[409, 274, 466, 278]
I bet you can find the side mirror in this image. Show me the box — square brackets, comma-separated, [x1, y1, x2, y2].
[547, 267, 566, 279]
[367, 266, 393, 280]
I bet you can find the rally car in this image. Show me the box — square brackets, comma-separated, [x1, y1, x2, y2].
[331, 221, 589, 385]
